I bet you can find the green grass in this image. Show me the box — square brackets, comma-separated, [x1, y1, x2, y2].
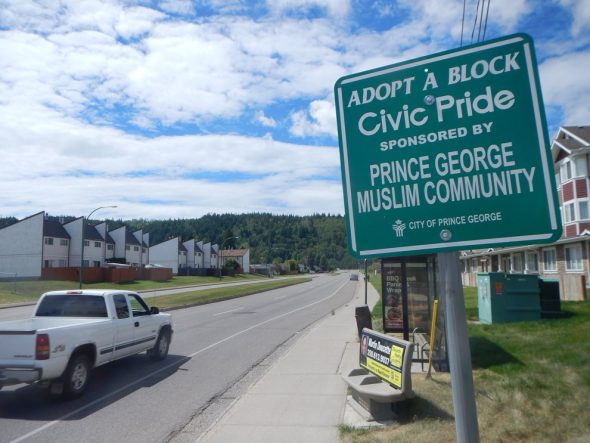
[0, 274, 268, 305]
[153, 277, 312, 309]
[345, 282, 590, 442]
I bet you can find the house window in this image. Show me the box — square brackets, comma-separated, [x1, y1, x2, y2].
[44, 237, 54, 245]
[94, 241, 101, 248]
[525, 252, 538, 273]
[60, 239, 68, 246]
[560, 161, 573, 182]
[543, 248, 557, 272]
[575, 156, 587, 177]
[84, 240, 90, 247]
[565, 245, 583, 271]
[133, 246, 139, 251]
[512, 253, 523, 272]
[93, 261, 101, 267]
[44, 260, 51, 268]
[107, 244, 114, 250]
[125, 245, 130, 251]
[501, 255, 511, 272]
[579, 201, 589, 220]
[564, 202, 575, 223]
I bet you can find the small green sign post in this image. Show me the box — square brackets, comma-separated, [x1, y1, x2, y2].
[335, 34, 561, 259]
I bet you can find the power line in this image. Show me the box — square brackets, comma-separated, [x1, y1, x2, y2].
[482, 0, 492, 40]
[470, 0, 482, 44]
[460, 0, 467, 46]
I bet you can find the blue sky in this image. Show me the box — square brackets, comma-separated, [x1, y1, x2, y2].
[0, 0, 588, 220]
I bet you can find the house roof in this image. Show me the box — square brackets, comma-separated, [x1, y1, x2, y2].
[551, 126, 590, 164]
[220, 248, 248, 257]
[563, 126, 590, 144]
[178, 240, 188, 252]
[194, 244, 203, 253]
[43, 219, 70, 239]
[104, 231, 115, 244]
[85, 225, 104, 241]
[125, 230, 141, 246]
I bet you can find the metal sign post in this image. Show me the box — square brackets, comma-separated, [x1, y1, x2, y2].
[438, 251, 479, 443]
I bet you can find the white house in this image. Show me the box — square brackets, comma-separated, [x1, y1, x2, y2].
[63, 218, 106, 268]
[0, 212, 45, 278]
[0, 212, 74, 278]
[149, 237, 187, 274]
[219, 249, 251, 273]
[133, 229, 149, 266]
[203, 242, 212, 268]
[183, 239, 205, 269]
[109, 226, 142, 266]
[95, 222, 116, 261]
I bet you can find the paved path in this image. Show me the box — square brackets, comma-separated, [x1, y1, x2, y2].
[197, 276, 380, 443]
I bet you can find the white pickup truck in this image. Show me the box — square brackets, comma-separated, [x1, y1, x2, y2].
[0, 289, 173, 398]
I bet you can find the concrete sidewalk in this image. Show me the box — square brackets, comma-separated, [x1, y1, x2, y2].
[197, 278, 379, 443]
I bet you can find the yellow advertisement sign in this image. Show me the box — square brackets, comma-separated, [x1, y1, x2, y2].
[359, 329, 407, 389]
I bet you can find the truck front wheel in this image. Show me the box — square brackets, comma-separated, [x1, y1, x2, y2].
[63, 354, 91, 399]
[148, 329, 170, 361]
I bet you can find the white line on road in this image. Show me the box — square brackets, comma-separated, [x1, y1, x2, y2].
[9, 277, 351, 443]
[213, 307, 243, 316]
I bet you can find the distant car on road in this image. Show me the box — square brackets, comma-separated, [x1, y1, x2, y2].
[350, 273, 359, 281]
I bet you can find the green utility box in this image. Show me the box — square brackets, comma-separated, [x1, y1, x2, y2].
[477, 273, 541, 324]
[538, 278, 562, 318]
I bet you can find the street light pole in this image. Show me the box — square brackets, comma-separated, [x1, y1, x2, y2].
[80, 205, 117, 289]
[218, 236, 239, 280]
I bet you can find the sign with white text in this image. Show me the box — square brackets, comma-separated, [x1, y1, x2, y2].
[335, 34, 561, 259]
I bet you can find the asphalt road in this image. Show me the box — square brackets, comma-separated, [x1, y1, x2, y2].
[0, 273, 356, 443]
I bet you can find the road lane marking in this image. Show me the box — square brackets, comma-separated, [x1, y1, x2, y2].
[9, 277, 351, 443]
[213, 307, 243, 316]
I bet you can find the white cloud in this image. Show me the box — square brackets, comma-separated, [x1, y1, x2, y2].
[540, 49, 590, 126]
[289, 99, 336, 138]
[254, 110, 277, 128]
[560, 0, 590, 37]
[0, 0, 588, 221]
[0, 102, 342, 219]
[159, 0, 196, 16]
[265, 0, 351, 19]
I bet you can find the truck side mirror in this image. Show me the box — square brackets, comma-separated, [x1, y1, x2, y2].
[150, 306, 160, 315]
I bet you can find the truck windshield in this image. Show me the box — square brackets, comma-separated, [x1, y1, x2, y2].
[36, 295, 108, 318]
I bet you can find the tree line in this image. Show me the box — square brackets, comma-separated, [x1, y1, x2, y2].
[0, 213, 358, 270]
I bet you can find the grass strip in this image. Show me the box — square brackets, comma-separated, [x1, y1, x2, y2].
[0, 274, 268, 305]
[151, 277, 312, 310]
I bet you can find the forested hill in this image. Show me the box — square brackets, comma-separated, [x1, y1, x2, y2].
[128, 213, 356, 270]
[0, 213, 357, 270]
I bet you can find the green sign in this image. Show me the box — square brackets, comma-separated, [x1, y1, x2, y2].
[335, 34, 561, 259]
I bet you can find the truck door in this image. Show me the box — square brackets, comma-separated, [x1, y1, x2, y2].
[112, 293, 137, 359]
[127, 293, 158, 352]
